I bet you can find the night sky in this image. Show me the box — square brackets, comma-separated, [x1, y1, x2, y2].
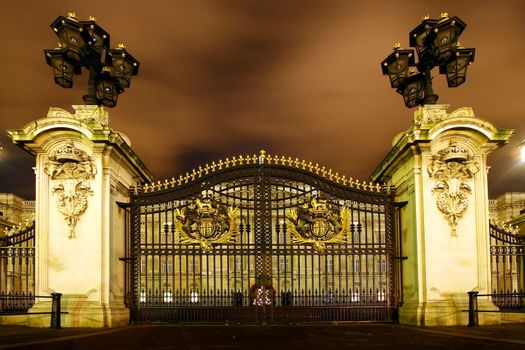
[1, 1, 524, 200]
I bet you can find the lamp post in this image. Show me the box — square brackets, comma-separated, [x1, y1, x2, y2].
[44, 13, 139, 108]
[381, 13, 475, 108]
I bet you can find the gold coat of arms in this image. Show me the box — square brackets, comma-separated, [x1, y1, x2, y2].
[286, 198, 350, 253]
[174, 199, 240, 252]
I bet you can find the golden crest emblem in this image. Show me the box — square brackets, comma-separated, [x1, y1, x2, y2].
[174, 198, 240, 252]
[286, 198, 350, 253]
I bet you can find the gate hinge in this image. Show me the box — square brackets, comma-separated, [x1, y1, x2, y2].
[392, 256, 408, 260]
[119, 257, 132, 262]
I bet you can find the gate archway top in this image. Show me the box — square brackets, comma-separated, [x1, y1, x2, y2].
[141, 150, 387, 194]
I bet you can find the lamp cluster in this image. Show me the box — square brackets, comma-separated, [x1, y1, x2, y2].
[44, 13, 139, 108]
[381, 13, 475, 108]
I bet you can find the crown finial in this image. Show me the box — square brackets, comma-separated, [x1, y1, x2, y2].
[393, 42, 401, 50]
[67, 12, 77, 18]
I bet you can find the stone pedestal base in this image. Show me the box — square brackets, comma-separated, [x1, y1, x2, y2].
[400, 299, 500, 326]
[27, 295, 129, 328]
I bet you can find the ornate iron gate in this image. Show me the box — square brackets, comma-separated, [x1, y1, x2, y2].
[489, 221, 524, 309]
[127, 152, 396, 323]
[0, 222, 35, 313]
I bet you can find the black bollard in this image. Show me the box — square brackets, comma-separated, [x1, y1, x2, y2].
[467, 291, 479, 327]
[50, 293, 63, 329]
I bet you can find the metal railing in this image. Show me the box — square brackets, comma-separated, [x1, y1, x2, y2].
[467, 290, 525, 327]
[0, 292, 64, 329]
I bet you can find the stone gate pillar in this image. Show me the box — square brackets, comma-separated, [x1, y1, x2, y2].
[8, 105, 153, 327]
[371, 105, 513, 326]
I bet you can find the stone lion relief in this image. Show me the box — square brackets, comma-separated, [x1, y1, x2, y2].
[428, 140, 480, 237]
[44, 141, 97, 238]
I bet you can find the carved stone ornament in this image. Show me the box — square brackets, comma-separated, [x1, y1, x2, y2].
[44, 141, 97, 238]
[174, 198, 240, 252]
[286, 198, 350, 253]
[428, 140, 480, 236]
[413, 105, 475, 126]
[47, 105, 109, 128]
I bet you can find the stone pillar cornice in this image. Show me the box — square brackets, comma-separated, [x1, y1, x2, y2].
[371, 105, 513, 183]
[8, 105, 153, 183]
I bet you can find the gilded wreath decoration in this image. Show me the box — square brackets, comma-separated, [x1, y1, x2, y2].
[286, 198, 350, 253]
[174, 198, 240, 252]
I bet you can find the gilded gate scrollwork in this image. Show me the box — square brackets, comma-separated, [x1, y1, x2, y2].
[286, 198, 350, 253]
[174, 198, 240, 252]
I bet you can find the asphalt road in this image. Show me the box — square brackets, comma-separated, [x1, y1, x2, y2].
[4, 323, 525, 350]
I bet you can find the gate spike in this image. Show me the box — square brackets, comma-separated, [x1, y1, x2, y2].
[218, 159, 223, 170]
[224, 158, 230, 168]
[170, 177, 176, 187]
[164, 179, 169, 189]
[280, 155, 286, 165]
[232, 156, 238, 166]
[287, 156, 293, 166]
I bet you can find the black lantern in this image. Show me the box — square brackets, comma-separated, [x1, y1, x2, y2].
[44, 48, 80, 88]
[425, 14, 466, 65]
[79, 17, 110, 52]
[50, 14, 88, 65]
[439, 47, 475, 87]
[409, 17, 438, 58]
[397, 69, 425, 108]
[381, 13, 475, 108]
[45, 13, 140, 108]
[107, 46, 139, 88]
[96, 67, 123, 108]
[381, 45, 415, 89]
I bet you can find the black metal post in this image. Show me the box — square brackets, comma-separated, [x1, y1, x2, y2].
[50, 292, 62, 329]
[421, 60, 438, 104]
[468, 291, 479, 327]
[83, 65, 98, 105]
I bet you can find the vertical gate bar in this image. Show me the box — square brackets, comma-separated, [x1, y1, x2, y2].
[371, 204, 376, 302]
[130, 189, 142, 322]
[385, 188, 396, 319]
[503, 248, 507, 292]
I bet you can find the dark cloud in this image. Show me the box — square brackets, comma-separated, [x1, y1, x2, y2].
[1, 0, 524, 200]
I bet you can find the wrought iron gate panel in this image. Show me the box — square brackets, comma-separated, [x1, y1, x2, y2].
[489, 222, 524, 309]
[128, 156, 396, 323]
[0, 222, 35, 313]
